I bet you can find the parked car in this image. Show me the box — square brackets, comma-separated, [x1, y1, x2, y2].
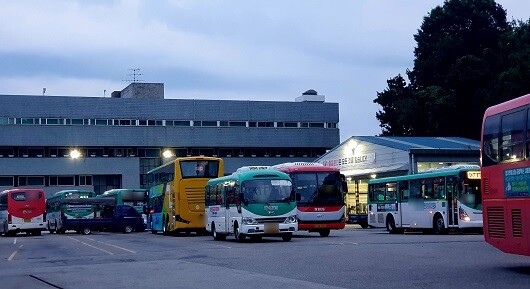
[346, 213, 369, 228]
[61, 199, 145, 235]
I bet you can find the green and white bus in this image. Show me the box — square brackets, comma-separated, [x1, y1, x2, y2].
[97, 189, 147, 214]
[46, 189, 96, 233]
[367, 165, 483, 234]
[205, 167, 298, 242]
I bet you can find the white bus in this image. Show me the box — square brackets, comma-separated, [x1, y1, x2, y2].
[367, 165, 483, 234]
[205, 167, 298, 242]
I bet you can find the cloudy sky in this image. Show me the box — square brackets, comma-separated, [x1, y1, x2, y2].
[1, 0, 529, 141]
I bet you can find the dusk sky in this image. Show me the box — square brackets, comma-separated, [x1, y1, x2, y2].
[1, 0, 529, 141]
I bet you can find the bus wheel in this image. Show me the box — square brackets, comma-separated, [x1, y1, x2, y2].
[124, 225, 133, 234]
[282, 233, 293, 242]
[360, 221, 369, 229]
[162, 216, 170, 235]
[386, 215, 398, 234]
[234, 223, 246, 242]
[212, 223, 226, 241]
[319, 229, 330, 237]
[82, 227, 91, 235]
[34, 230, 42, 236]
[434, 215, 448, 235]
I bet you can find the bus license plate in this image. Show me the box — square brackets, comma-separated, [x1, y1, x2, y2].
[24, 218, 31, 223]
[264, 223, 279, 234]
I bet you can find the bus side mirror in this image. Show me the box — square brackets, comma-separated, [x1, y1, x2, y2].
[340, 174, 348, 193]
[296, 193, 301, 202]
[238, 193, 247, 206]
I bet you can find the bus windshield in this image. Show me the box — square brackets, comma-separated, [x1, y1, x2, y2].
[11, 191, 43, 202]
[241, 179, 293, 204]
[180, 160, 220, 178]
[292, 172, 343, 205]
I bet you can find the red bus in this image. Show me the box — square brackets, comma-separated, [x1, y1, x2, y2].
[0, 189, 46, 236]
[481, 93, 530, 256]
[271, 162, 347, 237]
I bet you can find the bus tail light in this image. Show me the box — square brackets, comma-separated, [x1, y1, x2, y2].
[7, 213, 12, 224]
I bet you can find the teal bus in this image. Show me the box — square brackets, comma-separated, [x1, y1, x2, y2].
[97, 189, 147, 214]
[205, 167, 298, 242]
[46, 189, 96, 233]
[367, 165, 482, 234]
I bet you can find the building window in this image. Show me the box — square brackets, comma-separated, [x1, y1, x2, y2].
[71, 119, 85, 125]
[46, 118, 59, 125]
[95, 119, 108, 125]
[229, 121, 246, 127]
[173, 121, 191, 126]
[309, 123, 325, 128]
[284, 122, 298, 128]
[300, 122, 309, 128]
[20, 118, 34, 125]
[0, 176, 14, 186]
[258, 122, 274, 127]
[18, 176, 45, 186]
[80, 175, 93, 186]
[49, 176, 75, 186]
[202, 121, 217, 127]
[219, 121, 229, 127]
[119, 119, 132, 126]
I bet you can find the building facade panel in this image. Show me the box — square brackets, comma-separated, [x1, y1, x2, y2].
[0, 86, 340, 192]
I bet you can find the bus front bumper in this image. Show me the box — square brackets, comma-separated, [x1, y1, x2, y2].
[241, 223, 298, 235]
[9, 222, 46, 231]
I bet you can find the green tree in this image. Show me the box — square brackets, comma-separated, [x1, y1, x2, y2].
[374, 0, 517, 139]
[495, 20, 530, 102]
[374, 74, 419, 136]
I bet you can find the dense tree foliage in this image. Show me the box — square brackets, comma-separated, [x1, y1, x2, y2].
[374, 0, 530, 139]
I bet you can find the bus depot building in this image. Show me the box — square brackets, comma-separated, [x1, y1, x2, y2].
[314, 136, 480, 217]
[0, 84, 339, 197]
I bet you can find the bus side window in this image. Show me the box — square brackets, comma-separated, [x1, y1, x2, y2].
[409, 180, 421, 199]
[399, 181, 409, 201]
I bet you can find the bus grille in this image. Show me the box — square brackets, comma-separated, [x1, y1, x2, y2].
[487, 206, 505, 238]
[512, 209, 523, 238]
[257, 217, 285, 224]
[185, 187, 205, 204]
[483, 178, 489, 194]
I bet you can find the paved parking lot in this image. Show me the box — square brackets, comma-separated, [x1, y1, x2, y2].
[1, 225, 529, 289]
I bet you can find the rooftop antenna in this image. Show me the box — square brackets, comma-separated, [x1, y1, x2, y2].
[123, 68, 144, 83]
[42, 88, 46, 96]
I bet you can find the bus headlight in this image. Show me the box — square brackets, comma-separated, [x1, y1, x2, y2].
[459, 207, 470, 222]
[242, 217, 258, 225]
[284, 215, 297, 224]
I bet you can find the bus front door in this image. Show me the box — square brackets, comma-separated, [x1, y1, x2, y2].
[447, 183, 458, 226]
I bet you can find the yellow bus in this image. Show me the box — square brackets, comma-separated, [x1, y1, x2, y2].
[146, 156, 224, 235]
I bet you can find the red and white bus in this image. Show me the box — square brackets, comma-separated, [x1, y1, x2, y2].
[481, 93, 530, 256]
[0, 189, 46, 236]
[271, 162, 347, 237]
